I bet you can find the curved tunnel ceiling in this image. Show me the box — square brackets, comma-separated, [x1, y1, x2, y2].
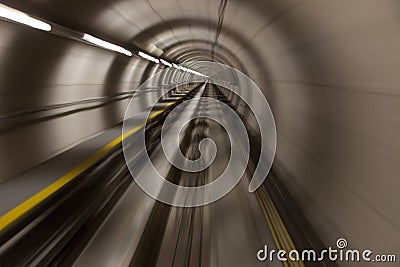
[2, 0, 304, 81]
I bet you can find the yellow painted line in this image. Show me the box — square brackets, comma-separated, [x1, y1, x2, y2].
[210, 91, 302, 266]
[248, 159, 305, 267]
[257, 187, 305, 267]
[0, 85, 198, 233]
[0, 124, 143, 233]
[259, 188, 294, 251]
[148, 110, 164, 120]
[235, 124, 303, 266]
[148, 93, 189, 119]
[261, 188, 298, 252]
[256, 191, 291, 267]
[0, 125, 147, 233]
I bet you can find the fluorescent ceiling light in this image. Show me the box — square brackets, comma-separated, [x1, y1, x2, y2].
[179, 66, 188, 72]
[191, 70, 208, 77]
[172, 63, 181, 70]
[82, 34, 132, 56]
[179, 65, 208, 77]
[138, 51, 159, 63]
[160, 59, 172, 67]
[0, 4, 51, 31]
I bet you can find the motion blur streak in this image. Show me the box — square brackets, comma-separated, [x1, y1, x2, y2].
[0, 0, 399, 267]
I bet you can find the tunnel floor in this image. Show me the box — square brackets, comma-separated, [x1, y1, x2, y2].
[0, 83, 329, 267]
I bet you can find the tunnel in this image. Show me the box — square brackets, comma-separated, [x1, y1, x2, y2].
[0, 0, 398, 266]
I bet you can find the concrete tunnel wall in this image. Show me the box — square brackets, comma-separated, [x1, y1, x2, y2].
[0, 21, 159, 181]
[0, 0, 399, 258]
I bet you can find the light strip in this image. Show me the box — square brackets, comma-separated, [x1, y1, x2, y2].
[179, 65, 208, 77]
[180, 66, 190, 72]
[192, 70, 208, 77]
[82, 34, 132, 56]
[160, 59, 172, 67]
[0, 4, 51, 32]
[138, 51, 160, 64]
[172, 63, 181, 70]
